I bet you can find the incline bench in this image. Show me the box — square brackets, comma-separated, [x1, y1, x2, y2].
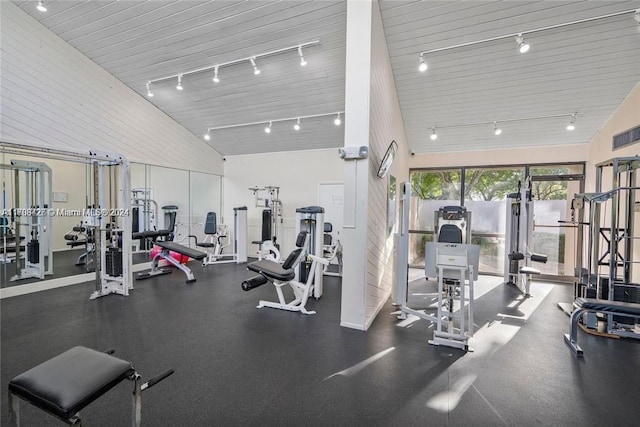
[8, 346, 173, 426]
[137, 240, 206, 283]
[564, 297, 640, 357]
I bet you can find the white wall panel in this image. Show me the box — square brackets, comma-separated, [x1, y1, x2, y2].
[223, 148, 344, 257]
[1, 2, 223, 175]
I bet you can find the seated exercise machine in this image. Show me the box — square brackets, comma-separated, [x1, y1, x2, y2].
[8, 346, 173, 426]
[188, 207, 248, 266]
[132, 205, 178, 245]
[248, 186, 282, 261]
[564, 298, 640, 356]
[295, 206, 325, 298]
[0, 216, 25, 264]
[504, 178, 548, 296]
[241, 231, 328, 315]
[394, 182, 480, 350]
[322, 222, 343, 278]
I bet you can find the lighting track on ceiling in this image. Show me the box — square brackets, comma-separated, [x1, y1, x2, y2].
[417, 9, 639, 72]
[203, 111, 344, 141]
[145, 40, 320, 97]
[427, 112, 580, 140]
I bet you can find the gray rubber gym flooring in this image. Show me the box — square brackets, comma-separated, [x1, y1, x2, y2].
[1, 261, 638, 426]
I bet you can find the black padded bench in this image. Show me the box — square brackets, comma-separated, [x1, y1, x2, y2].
[8, 346, 173, 426]
[564, 297, 640, 357]
[137, 240, 206, 283]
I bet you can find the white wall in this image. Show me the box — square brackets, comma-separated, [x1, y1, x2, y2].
[223, 148, 344, 256]
[340, 0, 410, 330]
[0, 2, 223, 175]
[363, 1, 410, 328]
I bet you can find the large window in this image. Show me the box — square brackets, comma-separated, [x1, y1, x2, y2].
[409, 163, 584, 280]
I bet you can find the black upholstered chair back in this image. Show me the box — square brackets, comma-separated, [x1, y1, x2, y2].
[438, 224, 462, 244]
[282, 232, 309, 270]
[204, 212, 217, 235]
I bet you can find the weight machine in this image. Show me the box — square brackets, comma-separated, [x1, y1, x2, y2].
[568, 157, 640, 339]
[189, 207, 248, 265]
[393, 182, 479, 350]
[295, 206, 324, 298]
[131, 187, 157, 252]
[86, 150, 132, 299]
[248, 186, 282, 261]
[1, 160, 53, 281]
[504, 178, 547, 296]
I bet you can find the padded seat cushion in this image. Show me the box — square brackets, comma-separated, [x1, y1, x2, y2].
[575, 297, 640, 316]
[155, 241, 206, 260]
[519, 267, 541, 275]
[196, 242, 216, 248]
[248, 260, 295, 281]
[9, 346, 134, 421]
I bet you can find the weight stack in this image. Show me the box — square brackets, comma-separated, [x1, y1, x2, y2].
[105, 248, 123, 277]
[27, 240, 39, 263]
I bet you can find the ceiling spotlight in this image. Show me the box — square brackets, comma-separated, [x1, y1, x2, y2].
[250, 57, 261, 75]
[146, 82, 154, 97]
[37, 1, 47, 12]
[176, 74, 183, 90]
[212, 66, 220, 83]
[516, 33, 530, 53]
[634, 10, 640, 24]
[265, 121, 272, 133]
[204, 131, 211, 141]
[334, 113, 342, 126]
[493, 122, 502, 136]
[566, 113, 577, 131]
[294, 118, 301, 131]
[430, 127, 438, 140]
[298, 46, 307, 66]
[418, 55, 428, 72]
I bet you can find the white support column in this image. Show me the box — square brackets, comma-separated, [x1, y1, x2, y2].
[340, 0, 373, 330]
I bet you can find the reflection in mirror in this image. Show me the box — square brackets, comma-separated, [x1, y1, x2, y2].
[0, 148, 223, 291]
[189, 171, 222, 248]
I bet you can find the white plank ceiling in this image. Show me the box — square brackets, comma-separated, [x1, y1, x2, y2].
[11, 0, 640, 156]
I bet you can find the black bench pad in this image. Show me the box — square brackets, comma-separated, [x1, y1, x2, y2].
[9, 346, 134, 421]
[248, 260, 295, 282]
[155, 241, 206, 260]
[132, 229, 171, 240]
[575, 297, 640, 316]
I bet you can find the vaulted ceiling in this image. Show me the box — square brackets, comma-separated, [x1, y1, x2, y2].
[11, 1, 640, 156]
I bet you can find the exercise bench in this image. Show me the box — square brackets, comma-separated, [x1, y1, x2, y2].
[564, 297, 640, 357]
[8, 346, 173, 426]
[136, 241, 206, 283]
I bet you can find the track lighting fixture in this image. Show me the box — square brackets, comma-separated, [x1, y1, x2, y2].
[516, 33, 530, 53]
[37, 1, 47, 12]
[418, 55, 428, 72]
[418, 9, 637, 70]
[146, 40, 319, 97]
[298, 46, 307, 66]
[176, 75, 183, 91]
[146, 82, 154, 98]
[212, 66, 220, 83]
[427, 113, 580, 139]
[203, 111, 344, 139]
[250, 58, 261, 75]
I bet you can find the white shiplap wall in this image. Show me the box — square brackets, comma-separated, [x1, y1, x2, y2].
[364, 2, 410, 328]
[0, 2, 223, 174]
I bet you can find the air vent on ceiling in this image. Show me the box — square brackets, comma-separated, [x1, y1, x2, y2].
[613, 125, 640, 150]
